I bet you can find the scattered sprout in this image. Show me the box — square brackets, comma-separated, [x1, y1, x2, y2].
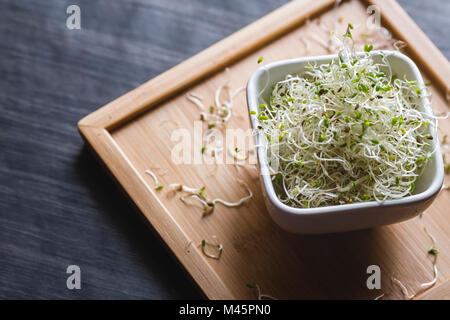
[418, 226, 439, 293]
[257, 56, 264, 64]
[391, 224, 440, 300]
[364, 44, 373, 52]
[184, 240, 193, 253]
[200, 235, 223, 260]
[186, 92, 205, 110]
[169, 179, 252, 216]
[246, 283, 278, 300]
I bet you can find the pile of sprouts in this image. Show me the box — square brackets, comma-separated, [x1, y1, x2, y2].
[254, 25, 437, 208]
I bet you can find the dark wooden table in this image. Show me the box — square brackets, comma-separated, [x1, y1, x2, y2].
[1, 0, 448, 299]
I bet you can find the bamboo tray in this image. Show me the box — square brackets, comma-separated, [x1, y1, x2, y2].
[78, 0, 450, 299]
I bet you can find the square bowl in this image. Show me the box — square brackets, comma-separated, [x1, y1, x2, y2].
[246, 51, 444, 234]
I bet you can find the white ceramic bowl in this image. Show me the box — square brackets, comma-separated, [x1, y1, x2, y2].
[246, 51, 444, 234]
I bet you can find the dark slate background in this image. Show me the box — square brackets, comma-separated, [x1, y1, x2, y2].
[0, 0, 448, 299]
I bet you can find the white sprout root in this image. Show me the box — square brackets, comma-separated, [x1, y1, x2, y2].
[247, 283, 278, 300]
[419, 226, 439, 290]
[391, 274, 415, 300]
[169, 179, 252, 216]
[185, 240, 193, 253]
[186, 92, 205, 110]
[145, 169, 159, 185]
[393, 40, 407, 51]
[255, 28, 437, 208]
[200, 235, 223, 260]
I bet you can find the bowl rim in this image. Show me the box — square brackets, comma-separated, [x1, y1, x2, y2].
[246, 50, 444, 216]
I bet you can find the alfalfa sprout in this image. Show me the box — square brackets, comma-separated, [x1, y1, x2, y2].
[391, 222, 440, 299]
[254, 26, 438, 208]
[200, 235, 223, 260]
[186, 70, 245, 161]
[246, 283, 278, 300]
[145, 169, 164, 190]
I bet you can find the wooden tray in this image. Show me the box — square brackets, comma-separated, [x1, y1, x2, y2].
[78, 0, 450, 299]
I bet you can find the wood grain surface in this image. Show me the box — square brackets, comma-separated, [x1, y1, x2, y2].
[1, 0, 449, 299]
